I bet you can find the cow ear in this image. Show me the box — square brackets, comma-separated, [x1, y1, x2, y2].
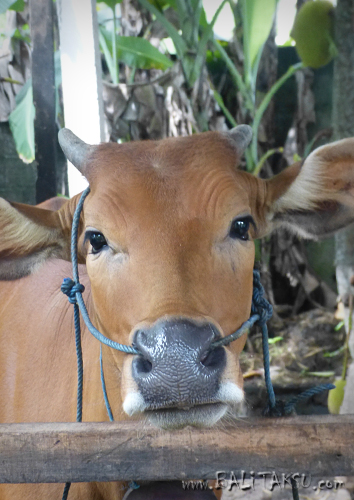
[264, 138, 354, 239]
[0, 195, 83, 280]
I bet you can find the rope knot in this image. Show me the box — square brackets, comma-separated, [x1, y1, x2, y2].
[262, 399, 288, 417]
[61, 278, 85, 304]
[251, 271, 273, 323]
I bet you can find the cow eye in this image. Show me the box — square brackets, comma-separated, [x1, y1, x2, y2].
[229, 217, 252, 241]
[87, 231, 108, 254]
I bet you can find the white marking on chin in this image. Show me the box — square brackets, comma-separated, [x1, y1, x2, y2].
[123, 382, 243, 427]
[148, 404, 228, 430]
[216, 381, 244, 404]
[123, 392, 146, 416]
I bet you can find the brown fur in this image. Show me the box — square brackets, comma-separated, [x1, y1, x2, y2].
[1, 132, 354, 499]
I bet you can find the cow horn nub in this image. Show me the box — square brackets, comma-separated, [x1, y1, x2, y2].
[227, 124, 253, 155]
[58, 128, 95, 175]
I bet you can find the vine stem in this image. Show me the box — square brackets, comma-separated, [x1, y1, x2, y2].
[251, 62, 304, 166]
[112, 6, 118, 84]
[342, 294, 353, 381]
[253, 147, 283, 177]
[212, 39, 254, 114]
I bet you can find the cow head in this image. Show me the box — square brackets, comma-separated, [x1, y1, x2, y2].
[1, 127, 354, 429]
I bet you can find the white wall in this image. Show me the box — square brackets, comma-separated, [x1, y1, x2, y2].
[57, 0, 105, 196]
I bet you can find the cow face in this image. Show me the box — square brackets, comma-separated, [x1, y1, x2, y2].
[1, 127, 354, 429]
[63, 127, 256, 428]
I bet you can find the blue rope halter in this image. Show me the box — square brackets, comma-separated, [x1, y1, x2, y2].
[61, 187, 274, 357]
[60, 187, 334, 499]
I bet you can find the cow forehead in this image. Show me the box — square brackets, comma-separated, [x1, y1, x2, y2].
[83, 132, 260, 228]
[85, 132, 247, 188]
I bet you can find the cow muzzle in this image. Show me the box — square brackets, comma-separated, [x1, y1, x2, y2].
[123, 318, 243, 428]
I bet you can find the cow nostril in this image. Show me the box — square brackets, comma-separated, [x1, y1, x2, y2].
[200, 346, 225, 368]
[135, 356, 153, 374]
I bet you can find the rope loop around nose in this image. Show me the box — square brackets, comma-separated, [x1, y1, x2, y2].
[211, 270, 273, 350]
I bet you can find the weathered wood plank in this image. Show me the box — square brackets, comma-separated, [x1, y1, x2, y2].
[0, 416, 353, 484]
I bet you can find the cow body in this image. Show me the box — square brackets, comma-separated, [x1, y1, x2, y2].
[1, 127, 354, 499]
[0, 261, 122, 499]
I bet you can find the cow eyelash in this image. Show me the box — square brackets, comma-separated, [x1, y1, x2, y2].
[229, 216, 256, 241]
[85, 231, 108, 254]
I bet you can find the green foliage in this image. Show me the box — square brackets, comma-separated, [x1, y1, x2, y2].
[250, 62, 303, 169]
[327, 297, 352, 414]
[99, 26, 173, 73]
[8, 0, 24, 11]
[206, 1, 304, 173]
[241, 0, 277, 89]
[328, 379, 346, 414]
[138, 0, 227, 87]
[268, 336, 283, 345]
[2, 0, 307, 170]
[9, 24, 30, 44]
[0, 0, 24, 14]
[291, 0, 336, 69]
[148, 0, 177, 10]
[9, 79, 35, 163]
[323, 345, 345, 357]
[0, 0, 17, 14]
[138, 0, 189, 71]
[115, 34, 173, 70]
[5, 50, 62, 164]
[102, 0, 122, 9]
[335, 321, 345, 332]
[98, 0, 173, 84]
[97, 1, 120, 84]
[213, 89, 237, 127]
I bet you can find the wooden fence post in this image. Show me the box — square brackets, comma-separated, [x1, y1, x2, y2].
[30, 0, 57, 203]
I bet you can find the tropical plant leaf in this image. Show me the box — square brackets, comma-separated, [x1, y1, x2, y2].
[137, 0, 187, 58]
[187, 0, 203, 44]
[117, 35, 173, 69]
[8, 0, 24, 11]
[148, 0, 177, 10]
[97, 3, 116, 26]
[100, 27, 173, 70]
[198, 6, 208, 30]
[9, 79, 35, 163]
[242, 0, 276, 71]
[11, 26, 30, 44]
[192, 0, 228, 84]
[99, 29, 115, 79]
[101, 0, 123, 10]
[328, 379, 346, 414]
[0, 0, 16, 14]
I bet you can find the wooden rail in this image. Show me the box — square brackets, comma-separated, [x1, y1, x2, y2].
[0, 415, 353, 484]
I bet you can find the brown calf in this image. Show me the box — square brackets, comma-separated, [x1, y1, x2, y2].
[0, 126, 354, 499]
